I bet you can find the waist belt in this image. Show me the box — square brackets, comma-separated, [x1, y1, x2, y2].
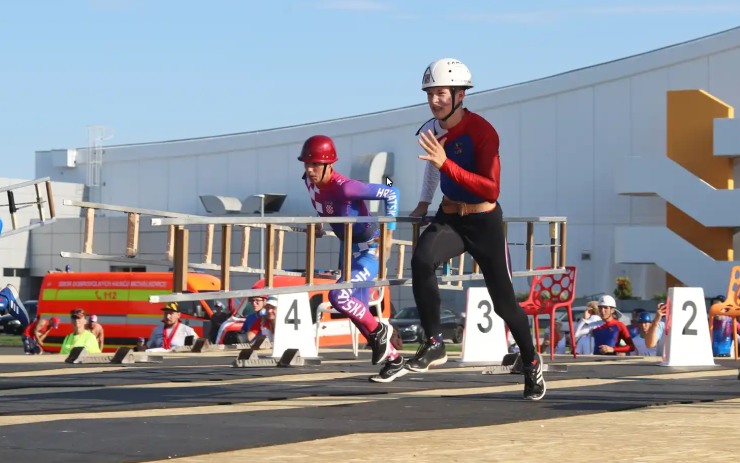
[441, 196, 496, 216]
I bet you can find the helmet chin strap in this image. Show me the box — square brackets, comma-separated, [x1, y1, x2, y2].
[440, 87, 462, 122]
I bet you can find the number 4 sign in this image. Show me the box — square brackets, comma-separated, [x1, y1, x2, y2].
[271, 293, 319, 359]
[461, 287, 509, 363]
[660, 287, 715, 367]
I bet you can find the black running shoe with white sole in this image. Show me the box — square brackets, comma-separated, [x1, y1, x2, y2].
[367, 321, 393, 365]
[369, 356, 408, 383]
[405, 338, 447, 372]
[522, 352, 546, 401]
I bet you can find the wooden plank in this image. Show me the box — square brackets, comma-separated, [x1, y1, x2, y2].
[173, 226, 189, 293]
[34, 183, 45, 221]
[239, 226, 250, 267]
[457, 253, 465, 287]
[472, 260, 480, 274]
[549, 221, 558, 269]
[305, 224, 315, 285]
[275, 229, 284, 270]
[265, 224, 275, 288]
[45, 181, 56, 218]
[7, 191, 17, 230]
[526, 221, 534, 271]
[396, 244, 405, 279]
[83, 208, 95, 254]
[559, 222, 567, 268]
[125, 212, 140, 258]
[343, 223, 352, 282]
[378, 223, 387, 282]
[221, 225, 232, 291]
[203, 224, 215, 264]
[166, 225, 175, 261]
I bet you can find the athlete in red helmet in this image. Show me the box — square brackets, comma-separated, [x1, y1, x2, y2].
[300, 135, 405, 382]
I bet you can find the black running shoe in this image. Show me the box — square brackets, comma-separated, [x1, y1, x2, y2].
[367, 321, 392, 365]
[522, 352, 546, 401]
[405, 338, 447, 372]
[369, 356, 408, 383]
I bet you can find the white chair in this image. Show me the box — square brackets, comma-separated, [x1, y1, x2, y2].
[314, 286, 386, 357]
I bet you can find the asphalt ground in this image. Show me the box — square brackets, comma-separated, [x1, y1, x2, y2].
[0, 346, 738, 462]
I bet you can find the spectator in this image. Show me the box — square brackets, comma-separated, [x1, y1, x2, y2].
[246, 295, 277, 344]
[60, 308, 101, 355]
[629, 305, 666, 356]
[541, 321, 566, 355]
[208, 301, 230, 344]
[628, 308, 647, 338]
[133, 337, 147, 352]
[574, 301, 603, 355]
[22, 315, 60, 355]
[87, 314, 105, 351]
[574, 295, 635, 355]
[710, 295, 733, 357]
[240, 296, 267, 334]
[146, 302, 197, 350]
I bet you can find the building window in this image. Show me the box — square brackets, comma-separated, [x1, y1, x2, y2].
[3, 268, 30, 277]
[110, 266, 146, 272]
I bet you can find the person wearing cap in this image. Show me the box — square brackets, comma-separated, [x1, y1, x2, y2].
[87, 314, 105, 351]
[246, 295, 278, 343]
[629, 305, 666, 356]
[146, 302, 197, 350]
[406, 58, 546, 400]
[22, 314, 60, 355]
[60, 308, 101, 355]
[575, 295, 635, 355]
[299, 134, 402, 382]
[628, 308, 647, 338]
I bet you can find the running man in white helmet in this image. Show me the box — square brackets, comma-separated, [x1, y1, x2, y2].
[406, 58, 546, 400]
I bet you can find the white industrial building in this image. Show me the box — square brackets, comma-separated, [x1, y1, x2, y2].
[3, 27, 740, 306]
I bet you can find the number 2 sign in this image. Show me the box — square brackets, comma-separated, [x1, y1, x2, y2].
[660, 287, 715, 367]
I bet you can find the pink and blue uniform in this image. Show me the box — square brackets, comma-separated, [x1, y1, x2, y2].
[304, 170, 398, 335]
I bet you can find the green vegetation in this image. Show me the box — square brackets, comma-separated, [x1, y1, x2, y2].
[0, 335, 22, 347]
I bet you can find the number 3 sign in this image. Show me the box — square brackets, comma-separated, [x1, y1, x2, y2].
[461, 287, 509, 363]
[660, 287, 715, 367]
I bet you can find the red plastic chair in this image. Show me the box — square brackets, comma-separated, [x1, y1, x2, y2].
[519, 266, 578, 360]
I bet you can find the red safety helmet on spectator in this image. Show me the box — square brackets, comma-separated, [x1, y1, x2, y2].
[298, 135, 338, 163]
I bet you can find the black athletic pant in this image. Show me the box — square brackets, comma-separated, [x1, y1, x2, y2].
[411, 204, 536, 365]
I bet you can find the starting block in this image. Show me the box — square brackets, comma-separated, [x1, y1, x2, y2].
[223, 334, 270, 351]
[65, 347, 163, 364]
[65, 346, 135, 364]
[232, 348, 321, 368]
[170, 337, 212, 353]
[481, 353, 568, 375]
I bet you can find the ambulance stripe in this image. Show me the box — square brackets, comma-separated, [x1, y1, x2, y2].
[41, 289, 171, 301]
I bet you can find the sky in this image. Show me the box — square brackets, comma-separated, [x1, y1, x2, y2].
[1, 0, 739, 180]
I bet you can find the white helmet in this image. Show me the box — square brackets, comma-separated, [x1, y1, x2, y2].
[421, 58, 473, 90]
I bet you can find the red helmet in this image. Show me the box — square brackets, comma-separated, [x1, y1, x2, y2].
[298, 135, 338, 163]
